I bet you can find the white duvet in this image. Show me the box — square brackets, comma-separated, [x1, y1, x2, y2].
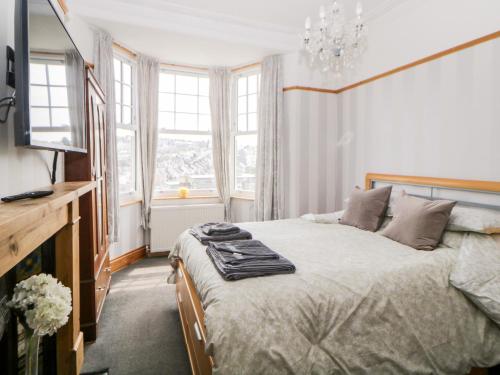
[170, 219, 500, 374]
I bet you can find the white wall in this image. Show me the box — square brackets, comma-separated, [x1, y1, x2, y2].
[282, 90, 338, 218]
[337, 0, 500, 89]
[279, 0, 500, 214]
[110, 202, 145, 258]
[0, 0, 93, 196]
[282, 52, 338, 90]
[336, 36, 500, 206]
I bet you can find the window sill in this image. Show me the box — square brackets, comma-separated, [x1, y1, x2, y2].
[153, 195, 219, 201]
[120, 198, 143, 207]
[231, 192, 255, 201]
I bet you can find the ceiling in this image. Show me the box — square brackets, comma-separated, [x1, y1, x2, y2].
[71, 0, 404, 66]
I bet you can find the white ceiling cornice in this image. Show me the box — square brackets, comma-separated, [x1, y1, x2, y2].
[73, 0, 299, 51]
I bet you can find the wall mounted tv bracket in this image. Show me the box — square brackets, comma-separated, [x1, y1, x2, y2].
[0, 46, 16, 124]
[6, 46, 15, 89]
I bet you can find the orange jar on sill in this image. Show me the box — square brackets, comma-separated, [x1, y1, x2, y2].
[179, 187, 189, 199]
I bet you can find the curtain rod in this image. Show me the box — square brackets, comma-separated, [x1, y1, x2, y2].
[112, 42, 261, 73]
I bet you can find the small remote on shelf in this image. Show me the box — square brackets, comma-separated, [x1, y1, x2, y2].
[1, 190, 54, 202]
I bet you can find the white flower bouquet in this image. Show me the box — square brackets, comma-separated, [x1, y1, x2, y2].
[8, 273, 72, 375]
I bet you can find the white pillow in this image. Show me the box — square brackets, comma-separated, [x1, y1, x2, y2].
[441, 231, 466, 249]
[450, 233, 500, 327]
[387, 200, 500, 234]
[447, 205, 500, 234]
[301, 210, 345, 224]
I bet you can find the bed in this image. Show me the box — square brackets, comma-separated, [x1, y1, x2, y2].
[169, 174, 500, 374]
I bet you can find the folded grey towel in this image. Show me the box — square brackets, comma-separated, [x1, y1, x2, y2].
[201, 222, 240, 236]
[190, 225, 252, 245]
[206, 240, 296, 281]
[209, 240, 279, 264]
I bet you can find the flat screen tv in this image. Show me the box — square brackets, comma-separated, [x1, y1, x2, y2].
[15, 0, 87, 153]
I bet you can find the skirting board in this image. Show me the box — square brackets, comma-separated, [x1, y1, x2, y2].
[110, 246, 147, 273]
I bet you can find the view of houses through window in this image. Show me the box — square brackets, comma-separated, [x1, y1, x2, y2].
[155, 71, 216, 196]
[114, 56, 137, 197]
[233, 72, 260, 193]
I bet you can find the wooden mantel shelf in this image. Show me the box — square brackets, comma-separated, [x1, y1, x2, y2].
[0, 181, 95, 276]
[0, 181, 95, 375]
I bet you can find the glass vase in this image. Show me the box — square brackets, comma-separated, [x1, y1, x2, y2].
[24, 329, 40, 375]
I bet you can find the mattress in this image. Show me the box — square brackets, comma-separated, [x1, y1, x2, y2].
[170, 218, 500, 374]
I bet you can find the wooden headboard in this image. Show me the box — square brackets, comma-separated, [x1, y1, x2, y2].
[365, 173, 500, 211]
[365, 173, 500, 193]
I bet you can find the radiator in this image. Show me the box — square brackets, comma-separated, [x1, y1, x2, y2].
[150, 204, 225, 252]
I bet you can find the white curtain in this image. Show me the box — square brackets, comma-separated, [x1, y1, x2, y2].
[255, 55, 284, 221]
[209, 67, 232, 221]
[65, 50, 85, 149]
[93, 29, 120, 243]
[137, 54, 160, 234]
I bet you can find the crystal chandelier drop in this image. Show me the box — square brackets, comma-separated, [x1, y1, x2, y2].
[302, 1, 367, 74]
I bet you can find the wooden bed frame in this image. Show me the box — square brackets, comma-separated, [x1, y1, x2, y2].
[173, 173, 500, 375]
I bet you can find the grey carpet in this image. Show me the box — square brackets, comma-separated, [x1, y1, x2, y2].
[82, 257, 191, 375]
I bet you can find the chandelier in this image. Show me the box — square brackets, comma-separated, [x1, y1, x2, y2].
[302, 1, 367, 74]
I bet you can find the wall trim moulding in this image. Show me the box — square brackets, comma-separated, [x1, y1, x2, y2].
[110, 245, 147, 273]
[283, 86, 339, 94]
[56, 0, 69, 14]
[283, 30, 500, 95]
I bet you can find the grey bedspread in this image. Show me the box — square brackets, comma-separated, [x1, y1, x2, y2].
[170, 219, 500, 374]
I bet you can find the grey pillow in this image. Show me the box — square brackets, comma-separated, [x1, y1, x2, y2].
[450, 233, 500, 327]
[340, 185, 392, 232]
[382, 192, 456, 250]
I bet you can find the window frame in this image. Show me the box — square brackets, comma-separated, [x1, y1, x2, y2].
[114, 53, 139, 201]
[29, 56, 71, 132]
[230, 69, 260, 199]
[154, 68, 217, 199]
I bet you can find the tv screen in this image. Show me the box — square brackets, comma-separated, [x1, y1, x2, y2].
[15, 0, 87, 153]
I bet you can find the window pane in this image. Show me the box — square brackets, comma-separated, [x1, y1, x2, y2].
[116, 104, 122, 124]
[235, 134, 257, 192]
[117, 128, 136, 195]
[115, 82, 121, 104]
[155, 133, 215, 192]
[113, 59, 121, 81]
[122, 84, 132, 106]
[30, 64, 47, 85]
[199, 114, 211, 131]
[50, 87, 69, 106]
[238, 77, 247, 96]
[122, 62, 132, 85]
[30, 86, 49, 106]
[176, 94, 198, 114]
[158, 93, 174, 111]
[30, 107, 50, 127]
[238, 96, 247, 114]
[248, 74, 257, 94]
[51, 108, 70, 127]
[198, 96, 210, 115]
[122, 105, 131, 125]
[158, 111, 174, 130]
[248, 113, 257, 131]
[199, 77, 209, 96]
[176, 75, 198, 95]
[238, 114, 247, 132]
[248, 94, 257, 113]
[175, 113, 197, 131]
[159, 73, 175, 92]
[48, 64, 67, 85]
